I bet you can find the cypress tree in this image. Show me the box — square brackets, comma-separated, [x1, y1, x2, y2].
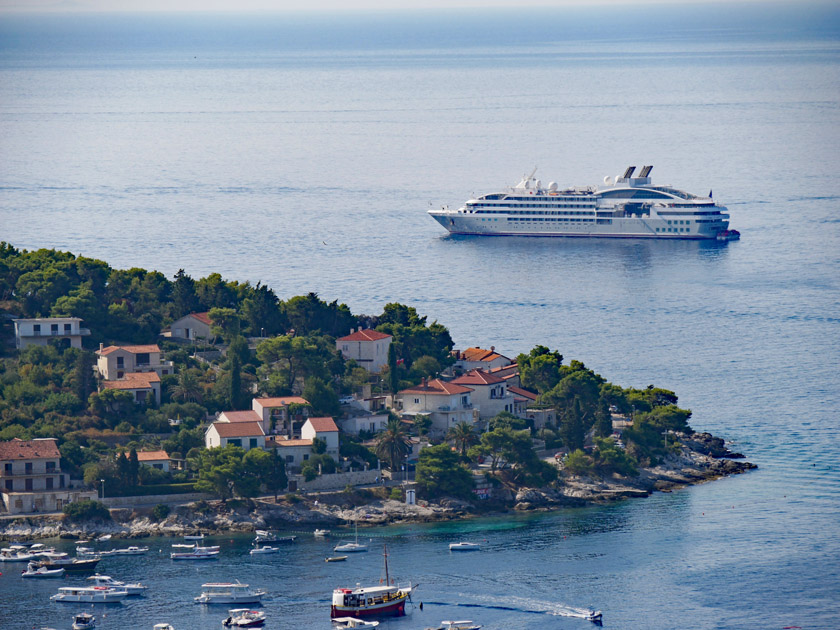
[388, 343, 399, 394]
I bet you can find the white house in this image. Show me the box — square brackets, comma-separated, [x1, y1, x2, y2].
[218, 410, 263, 425]
[251, 396, 310, 436]
[336, 328, 392, 373]
[301, 417, 340, 460]
[451, 369, 517, 420]
[336, 412, 389, 437]
[1, 438, 96, 514]
[396, 378, 477, 436]
[96, 344, 174, 380]
[268, 436, 314, 470]
[13, 317, 90, 350]
[453, 346, 513, 372]
[168, 312, 212, 341]
[100, 372, 161, 405]
[204, 420, 266, 451]
[136, 450, 171, 472]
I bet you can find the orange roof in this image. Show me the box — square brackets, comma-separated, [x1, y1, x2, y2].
[136, 450, 169, 462]
[101, 372, 160, 390]
[508, 386, 538, 401]
[337, 329, 392, 342]
[253, 396, 309, 408]
[489, 362, 519, 374]
[190, 312, 213, 325]
[306, 417, 339, 432]
[460, 347, 508, 363]
[97, 344, 161, 356]
[272, 438, 313, 448]
[452, 369, 505, 386]
[399, 378, 473, 396]
[210, 421, 265, 438]
[220, 410, 262, 423]
[0, 438, 60, 461]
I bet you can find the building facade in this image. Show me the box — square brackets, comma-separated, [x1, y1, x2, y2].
[13, 317, 90, 350]
[396, 378, 477, 436]
[96, 344, 173, 380]
[336, 328, 392, 373]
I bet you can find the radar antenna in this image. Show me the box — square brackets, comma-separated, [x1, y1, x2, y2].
[527, 166, 538, 181]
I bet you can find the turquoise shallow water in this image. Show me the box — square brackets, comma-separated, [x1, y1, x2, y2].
[1, 6, 839, 628]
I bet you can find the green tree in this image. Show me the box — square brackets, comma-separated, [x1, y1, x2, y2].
[413, 414, 432, 437]
[128, 448, 140, 486]
[228, 352, 243, 410]
[593, 437, 638, 476]
[63, 499, 111, 522]
[387, 343, 399, 394]
[375, 416, 412, 471]
[240, 283, 286, 337]
[517, 345, 564, 394]
[447, 421, 478, 458]
[415, 444, 474, 500]
[209, 307, 241, 342]
[172, 269, 198, 318]
[302, 377, 340, 417]
[559, 398, 586, 452]
[152, 504, 171, 521]
[265, 448, 288, 501]
[564, 449, 593, 476]
[194, 445, 245, 501]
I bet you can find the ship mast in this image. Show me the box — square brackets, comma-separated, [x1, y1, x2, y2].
[383, 544, 390, 586]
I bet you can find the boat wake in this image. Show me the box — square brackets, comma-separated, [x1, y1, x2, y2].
[421, 594, 602, 623]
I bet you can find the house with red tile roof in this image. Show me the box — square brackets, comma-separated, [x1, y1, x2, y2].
[266, 435, 314, 471]
[453, 346, 513, 372]
[135, 450, 172, 472]
[167, 312, 213, 341]
[506, 386, 556, 429]
[252, 396, 310, 436]
[301, 417, 340, 460]
[96, 343, 173, 380]
[0, 438, 97, 514]
[336, 328, 392, 373]
[100, 371, 161, 405]
[396, 378, 477, 436]
[205, 420, 266, 451]
[452, 369, 517, 420]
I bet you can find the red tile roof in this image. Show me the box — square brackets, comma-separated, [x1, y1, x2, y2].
[101, 372, 160, 390]
[209, 421, 265, 438]
[459, 347, 508, 363]
[219, 410, 262, 423]
[452, 369, 505, 386]
[306, 417, 339, 432]
[136, 450, 169, 462]
[0, 438, 60, 461]
[97, 344, 161, 356]
[253, 396, 309, 408]
[190, 312, 213, 325]
[399, 378, 473, 396]
[507, 386, 538, 401]
[337, 329, 392, 342]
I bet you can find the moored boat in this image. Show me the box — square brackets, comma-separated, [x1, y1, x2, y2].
[448, 542, 480, 552]
[87, 574, 147, 595]
[332, 618, 380, 628]
[222, 609, 266, 627]
[183, 533, 204, 541]
[330, 545, 412, 618]
[171, 546, 219, 560]
[0, 546, 34, 562]
[334, 520, 367, 553]
[326, 555, 348, 563]
[427, 622, 481, 630]
[194, 581, 266, 604]
[314, 529, 331, 537]
[21, 562, 65, 578]
[249, 546, 277, 555]
[50, 586, 127, 603]
[111, 545, 149, 555]
[36, 557, 101, 573]
[72, 612, 96, 629]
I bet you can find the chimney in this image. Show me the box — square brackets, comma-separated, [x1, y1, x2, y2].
[490, 346, 495, 352]
[99, 342, 104, 352]
[422, 377, 427, 388]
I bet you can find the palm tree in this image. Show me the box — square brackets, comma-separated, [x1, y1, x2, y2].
[375, 416, 412, 472]
[447, 421, 478, 457]
[171, 370, 203, 403]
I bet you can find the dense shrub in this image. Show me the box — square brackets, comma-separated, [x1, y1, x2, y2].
[63, 499, 111, 521]
[151, 504, 171, 521]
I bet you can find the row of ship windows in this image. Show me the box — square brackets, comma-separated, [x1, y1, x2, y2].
[471, 203, 594, 209]
[656, 227, 691, 232]
[474, 209, 593, 215]
[508, 217, 595, 223]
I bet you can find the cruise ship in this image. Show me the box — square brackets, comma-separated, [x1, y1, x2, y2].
[428, 166, 738, 240]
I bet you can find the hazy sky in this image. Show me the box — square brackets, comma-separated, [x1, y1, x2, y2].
[0, 0, 790, 12]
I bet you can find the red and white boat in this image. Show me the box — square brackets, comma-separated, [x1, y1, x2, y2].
[330, 546, 413, 619]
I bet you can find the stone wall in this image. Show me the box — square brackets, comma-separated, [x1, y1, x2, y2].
[101, 492, 212, 507]
[292, 469, 379, 492]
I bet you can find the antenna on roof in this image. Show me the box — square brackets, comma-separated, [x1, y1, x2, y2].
[527, 166, 538, 180]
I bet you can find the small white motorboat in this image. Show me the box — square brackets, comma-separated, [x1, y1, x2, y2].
[171, 543, 195, 549]
[222, 609, 266, 627]
[21, 562, 65, 578]
[183, 533, 205, 541]
[171, 545, 219, 560]
[72, 612, 96, 630]
[194, 581, 265, 604]
[96, 534, 112, 542]
[325, 555, 348, 563]
[50, 586, 128, 603]
[87, 574, 148, 595]
[314, 528, 331, 537]
[112, 545, 149, 555]
[429, 622, 481, 630]
[448, 542, 480, 552]
[249, 546, 277, 555]
[0, 546, 34, 562]
[153, 625, 175, 630]
[332, 618, 380, 628]
[585, 609, 603, 622]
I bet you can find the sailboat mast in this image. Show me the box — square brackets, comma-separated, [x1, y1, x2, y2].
[383, 544, 390, 586]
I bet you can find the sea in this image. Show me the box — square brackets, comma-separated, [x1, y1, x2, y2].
[1, 4, 839, 629]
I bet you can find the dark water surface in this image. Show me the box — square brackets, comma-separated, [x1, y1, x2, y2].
[1, 6, 839, 629]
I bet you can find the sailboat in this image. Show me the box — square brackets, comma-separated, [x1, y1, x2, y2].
[333, 520, 368, 553]
[330, 545, 413, 618]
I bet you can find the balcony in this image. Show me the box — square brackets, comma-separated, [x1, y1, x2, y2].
[24, 329, 89, 337]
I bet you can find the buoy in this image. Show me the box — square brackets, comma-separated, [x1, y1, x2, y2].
[419, 602, 423, 610]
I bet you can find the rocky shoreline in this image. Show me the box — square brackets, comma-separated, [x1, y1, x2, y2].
[0, 432, 755, 541]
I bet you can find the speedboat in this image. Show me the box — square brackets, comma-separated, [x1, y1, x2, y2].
[50, 586, 128, 603]
[314, 529, 331, 537]
[153, 625, 175, 630]
[72, 612, 96, 630]
[0, 546, 34, 562]
[183, 533, 204, 541]
[87, 574, 148, 595]
[330, 546, 412, 618]
[171, 543, 195, 549]
[332, 618, 380, 628]
[585, 609, 603, 622]
[429, 622, 481, 630]
[448, 542, 480, 552]
[249, 546, 277, 555]
[171, 546, 219, 560]
[326, 556, 348, 563]
[21, 562, 65, 578]
[222, 609, 266, 627]
[36, 557, 101, 573]
[96, 535, 112, 542]
[112, 545, 149, 555]
[194, 581, 266, 604]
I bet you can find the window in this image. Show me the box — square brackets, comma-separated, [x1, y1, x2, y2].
[303, 454, 309, 461]
[60, 476, 65, 488]
[46, 477, 54, 490]
[249, 438, 258, 449]
[117, 371, 124, 379]
[25, 462, 32, 474]
[117, 356, 124, 368]
[228, 439, 241, 447]
[46, 461, 56, 471]
[4, 480, 11, 491]
[25, 478, 33, 491]
[33, 324, 41, 333]
[51, 324, 58, 333]
[64, 323, 71, 332]
[4, 462, 11, 474]
[414, 398, 420, 404]
[285, 455, 294, 463]
[136, 353, 150, 366]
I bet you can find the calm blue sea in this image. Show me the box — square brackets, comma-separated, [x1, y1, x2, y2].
[1, 5, 839, 629]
